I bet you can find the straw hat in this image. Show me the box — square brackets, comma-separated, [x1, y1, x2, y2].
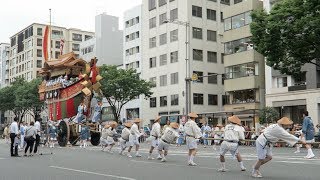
[133, 118, 142, 123]
[104, 124, 110, 129]
[155, 116, 161, 122]
[123, 122, 133, 128]
[109, 121, 118, 128]
[170, 122, 179, 129]
[216, 124, 223, 127]
[277, 117, 293, 125]
[228, 115, 241, 126]
[188, 112, 198, 118]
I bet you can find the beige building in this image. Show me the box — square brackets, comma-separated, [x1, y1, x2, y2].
[8, 23, 94, 83]
[7, 23, 94, 123]
[222, 0, 265, 128]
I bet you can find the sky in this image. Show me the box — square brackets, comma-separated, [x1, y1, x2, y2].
[0, 0, 142, 43]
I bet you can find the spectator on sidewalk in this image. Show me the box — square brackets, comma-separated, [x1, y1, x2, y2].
[10, 117, 19, 157]
[19, 121, 26, 150]
[24, 121, 37, 157]
[3, 124, 10, 144]
[302, 111, 315, 159]
[33, 119, 41, 154]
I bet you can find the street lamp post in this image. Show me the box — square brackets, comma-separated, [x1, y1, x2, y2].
[163, 19, 191, 118]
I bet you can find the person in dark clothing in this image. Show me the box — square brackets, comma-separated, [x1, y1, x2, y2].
[24, 122, 37, 156]
[10, 117, 19, 157]
[33, 120, 41, 154]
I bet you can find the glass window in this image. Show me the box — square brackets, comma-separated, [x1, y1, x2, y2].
[72, 43, 80, 51]
[208, 94, 218, 105]
[37, 49, 42, 57]
[224, 18, 231, 31]
[160, 54, 167, 66]
[171, 94, 179, 106]
[159, 33, 167, 45]
[207, 9, 216, 21]
[170, 72, 179, 84]
[159, 13, 167, 25]
[208, 51, 217, 63]
[37, 38, 42, 46]
[170, 29, 178, 42]
[245, 11, 252, 25]
[234, 0, 243, 4]
[149, 0, 156, 11]
[37, 28, 42, 36]
[192, 5, 202, 18]
[193, 93, 204, 105]
[160, 75, 167, 86]
[72, 33, 82, 41]
[225, 37, 253, 55]
[221, 53, 224, 64]
[36, 60, 42, 68]
[207, 30, 217, 41]
[277, 77, 288, 88]
[150, 97, 157, 107]
[233, 89, 255, 104]
[193, 27, 202, 39]
[221, 12, 224, 22]
[149, 37, 156, 48]
[149, 17, 156, 29]
[150, 57, 156, 68]
[231, 14, 245, 29]
[159, 0, 167, 7]
[208, 73, 218, 84]
[170, 51, 178, 63]
[220, 0, 230, 5]
[150, 77, 157, 87]
[225, 62, 258, 79]
[170, 8, 178, 20]
[193, 49, 203, 61]
[160, 96, 168, 107]
[193, 71, 203, 83]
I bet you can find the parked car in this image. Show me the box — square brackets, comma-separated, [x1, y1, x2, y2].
[143, 126, 150, 136]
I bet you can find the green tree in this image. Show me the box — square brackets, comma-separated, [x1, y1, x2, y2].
[250, 0, 320, 77]
[259, 107, 280, 124]
[99, 65, 153, 122]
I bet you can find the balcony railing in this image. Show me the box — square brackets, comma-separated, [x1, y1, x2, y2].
[288, 84, 306, 91]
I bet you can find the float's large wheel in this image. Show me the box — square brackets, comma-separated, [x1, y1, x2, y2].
[57, 120, 70, 147]
[90, 131, 100, 146]
[69, 124, 79, 145]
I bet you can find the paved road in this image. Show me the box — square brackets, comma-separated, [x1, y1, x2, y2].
[0, 140, 320, 180]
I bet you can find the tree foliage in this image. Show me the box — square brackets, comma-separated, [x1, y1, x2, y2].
[250, 0, 320, 77]
[99, 65, 153, 122]
[259, 106, 280, 124]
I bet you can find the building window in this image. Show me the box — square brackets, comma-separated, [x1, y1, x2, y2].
[208, 51, 217, 63]
[221, 12, 224, 22]
[220, 0, 230, 5]
[149, 57, 157, 68]
[160, 54, 167, 66]
[85, 35, 93, 41]
[170, 72, 179, 84]
[72, 33, 82, 41]
[225, 62, 258, 79]
[224, 18, 232, 31]
[234, 0, 243, 4]
[159, 33, 167, 45]
[221, 53, 224, 64]
[37, 49, 42, 57]
[55, 51, 60, 59]
[72, 43, 80, 51]
[159, 13, 167, 25]
[207, 9, 216, 21]
[207, 30, 217, 41]
[149, 17, 156, 29]
[160, 75, 167, 86]
[37, 28, 42, 36]
[192, 5, 202, 18]
[192, 27, 202, 39]
[150, 77, 157, 87]
[159, 0, 167, 7]
[150, 97, 157, 107]
[37, 38, 42, 46]
[193, 71, 203, 83]
[224, 11, 252, 31]
[149, 37, 156, 48]
[224, 37, 253, 55]
[170, 29, 178, 42]
[244, 11, 252, 25]
[170, 51, 178, 63]
[208, 73, 218, 84]
[208, 0, 217, 2]
[233, 89, 255, 104]
[36, 60, 42, 68]
[170, 8, 178, 20]
[276, 77, 288, 88]
[149, 0, 156, 11]
[232, 14, 245, 29]
[55, 41, 60, 49]
[208, 94, 218, 105]
[222, 95, 229, 105]
[160, 96, 168, 107]
[193, 93, 204, 105]
[171, 94, 179, 106]
[193, 49, 203, 61]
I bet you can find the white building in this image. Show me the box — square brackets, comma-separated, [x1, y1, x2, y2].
[80, 13, 123, 66]
[121, 5, 142, 121]
[0, 43, 10, 88]
[141, 0, 229, 126]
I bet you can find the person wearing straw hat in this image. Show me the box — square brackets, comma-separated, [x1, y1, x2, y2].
[103, 121, 118, 153]
[100, 124, 109, 151]
[213, 124, 224, 150]
[218, 115, 246, 172]
[148, 116, 162, 160]
[184, 112, 202, 166]
[92, 99, 102, 123]
[158, 122, 180, 162]
[74, 100, 87, 123]
[127, 118, 143, 158]
[119, 122, 132, 155]
[251, 117, 306, 178]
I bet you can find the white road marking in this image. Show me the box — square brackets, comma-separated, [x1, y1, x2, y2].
[130, 160, 217, 170]
[50, 166, 136, 180]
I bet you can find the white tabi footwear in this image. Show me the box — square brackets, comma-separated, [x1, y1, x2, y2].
[218, 168, 226, 172]
[148, 156, 155, 160]
[188, 161, 197, 166]
[127, 154, 132, 158]
[241, 167, 246, 171]
[305, 154, 315, 159]
[135, 153, 142, 157]
[157, 155, 162, 160]
[161, 157, 166, 162]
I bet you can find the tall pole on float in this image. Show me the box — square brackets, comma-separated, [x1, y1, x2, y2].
[49, 8, 52, 60]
